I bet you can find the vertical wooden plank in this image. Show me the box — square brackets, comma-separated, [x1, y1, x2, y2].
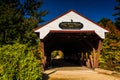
[93, 48, 97, 68]
[40, 41, 44, 55]
[97, 40, 102, 54]
[40, 40, 46, 70]
[94, 40, 102, 68]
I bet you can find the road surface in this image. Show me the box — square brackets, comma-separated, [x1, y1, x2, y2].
[43, 67, 120, 80]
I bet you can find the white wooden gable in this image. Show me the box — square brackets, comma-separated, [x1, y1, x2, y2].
[34, 10, 108, 39]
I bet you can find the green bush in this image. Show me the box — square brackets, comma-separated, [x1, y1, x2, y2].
[0, 43, 42, 80]
[98, 32, 120, 72]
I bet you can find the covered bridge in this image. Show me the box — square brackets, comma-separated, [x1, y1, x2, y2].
[34, 10, 108, 68]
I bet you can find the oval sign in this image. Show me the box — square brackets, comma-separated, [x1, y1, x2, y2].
[59, 22, 83, 29]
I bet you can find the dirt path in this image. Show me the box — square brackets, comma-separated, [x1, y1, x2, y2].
[43, 67, 120, 80]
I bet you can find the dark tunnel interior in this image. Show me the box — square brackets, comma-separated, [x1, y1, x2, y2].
[43, 31, 101, 67]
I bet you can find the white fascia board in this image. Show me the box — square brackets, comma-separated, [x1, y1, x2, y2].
[95, 31, 105, 39]
[35, 11, 109, 39]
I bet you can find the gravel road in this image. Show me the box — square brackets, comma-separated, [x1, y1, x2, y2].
[43, 67, 120, 80]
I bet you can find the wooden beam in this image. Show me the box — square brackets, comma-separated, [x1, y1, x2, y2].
[94, 40, 103, 68]
[40, 40, 46, 70]
[97, 40, 102, 54]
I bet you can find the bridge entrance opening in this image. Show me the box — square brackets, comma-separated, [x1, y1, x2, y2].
[41, 30, 102, 68]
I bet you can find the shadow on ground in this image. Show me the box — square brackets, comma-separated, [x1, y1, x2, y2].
[42, 73, 49, 80]
[42, 70, 57, 80]
[51, 59, 81, 67]
[42, 59, 85, 80]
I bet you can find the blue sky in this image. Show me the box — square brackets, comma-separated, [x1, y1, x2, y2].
[41, 0, 117, 24]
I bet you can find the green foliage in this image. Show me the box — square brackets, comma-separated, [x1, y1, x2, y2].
[0, 0, 48, 45]
[0, 0, 47, 79]
[51, 51, 59, 59]
[98, 18, 120, 71]
[0, 2, 22, 45]
[51, 50, 64, 59]
[113, 0, 120, 29]
[101, 28, 120, 67]
[20, 0, 48, 23]
[0, 43, 42, 80]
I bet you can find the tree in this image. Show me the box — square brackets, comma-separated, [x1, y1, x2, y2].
[0, 0, 48, 79]
[0, 1, 21, 45]
[20, 0, 48, 23]
[98, 18, 120, 71]
[98, 18, 120, 34]
[0, 0, 48, 45]
[113, 0, 120, 30]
